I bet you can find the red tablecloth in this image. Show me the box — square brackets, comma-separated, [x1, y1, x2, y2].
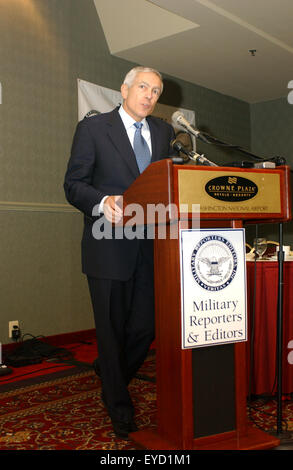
[246, 261, 293, 396]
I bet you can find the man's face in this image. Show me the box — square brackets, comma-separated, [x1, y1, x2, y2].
[121, 71, 162, 121]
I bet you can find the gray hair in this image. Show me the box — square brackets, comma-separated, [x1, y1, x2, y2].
[123, 66, 163, 93]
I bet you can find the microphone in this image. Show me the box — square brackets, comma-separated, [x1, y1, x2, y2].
[172, 111, 201, 138]
[171, 139, 218, 167]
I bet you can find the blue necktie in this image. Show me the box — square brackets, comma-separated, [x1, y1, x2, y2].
[133, 122, 151, 173]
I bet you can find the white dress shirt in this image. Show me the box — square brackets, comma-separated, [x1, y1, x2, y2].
[118, 105, 152, 154]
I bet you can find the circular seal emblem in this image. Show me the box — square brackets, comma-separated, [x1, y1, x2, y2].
[191, 235, 237, 291]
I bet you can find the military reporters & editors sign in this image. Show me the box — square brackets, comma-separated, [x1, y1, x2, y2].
[179, 228, 247, 349]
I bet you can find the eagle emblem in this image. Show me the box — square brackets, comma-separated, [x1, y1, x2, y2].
[191, 235, 237, 291]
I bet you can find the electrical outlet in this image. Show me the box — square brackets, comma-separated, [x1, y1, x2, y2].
[9, 321, 19, 338]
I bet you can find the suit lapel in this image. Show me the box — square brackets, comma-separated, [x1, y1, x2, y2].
[106, 109, 162, 179]
[147, 116, 160, 163]
[106, 108, 140, 179]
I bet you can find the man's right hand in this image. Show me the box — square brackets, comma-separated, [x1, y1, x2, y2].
[103, 195, 123, 224]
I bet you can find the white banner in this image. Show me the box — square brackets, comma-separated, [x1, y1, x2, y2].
[77, 78, 196, 134]
[179, 228, 247, 349]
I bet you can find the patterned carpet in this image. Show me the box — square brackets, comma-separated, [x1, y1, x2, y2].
[0, 354, 156, 451]
[248, 398, 293, 436]
[0, 352, 292, 451]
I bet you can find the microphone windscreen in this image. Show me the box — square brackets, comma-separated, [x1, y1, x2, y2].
[171, 111, 184, 126]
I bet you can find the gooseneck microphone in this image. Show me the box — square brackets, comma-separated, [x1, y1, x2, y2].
[172, 111, 201, 138]
[171, 139, 218, 167]
[172, 110, 284, 167]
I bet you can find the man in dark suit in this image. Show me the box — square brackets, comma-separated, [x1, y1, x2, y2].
[64, 66, 175, 438]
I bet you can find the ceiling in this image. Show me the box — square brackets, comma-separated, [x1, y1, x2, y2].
[93, 0, 293, 103]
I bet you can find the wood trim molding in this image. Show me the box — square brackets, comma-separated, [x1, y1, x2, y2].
[0, 201, 79, 213]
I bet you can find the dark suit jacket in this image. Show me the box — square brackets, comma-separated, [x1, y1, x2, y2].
[64, 107, 175, 280]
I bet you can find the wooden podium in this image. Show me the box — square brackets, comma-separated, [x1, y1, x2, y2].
[123, 159, 291, 450]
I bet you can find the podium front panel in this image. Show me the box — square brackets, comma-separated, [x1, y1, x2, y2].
[173, 165, 291, 222]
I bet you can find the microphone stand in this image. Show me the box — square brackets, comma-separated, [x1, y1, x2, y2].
[171, 140, 218, 167]
[275, 223, 291, 438]
[276, 224, 284, 435]
[247, 224, 289, 439]
[271, 223, 292, 441]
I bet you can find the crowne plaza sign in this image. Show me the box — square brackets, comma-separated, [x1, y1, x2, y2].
[205, 176, 258, 202]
